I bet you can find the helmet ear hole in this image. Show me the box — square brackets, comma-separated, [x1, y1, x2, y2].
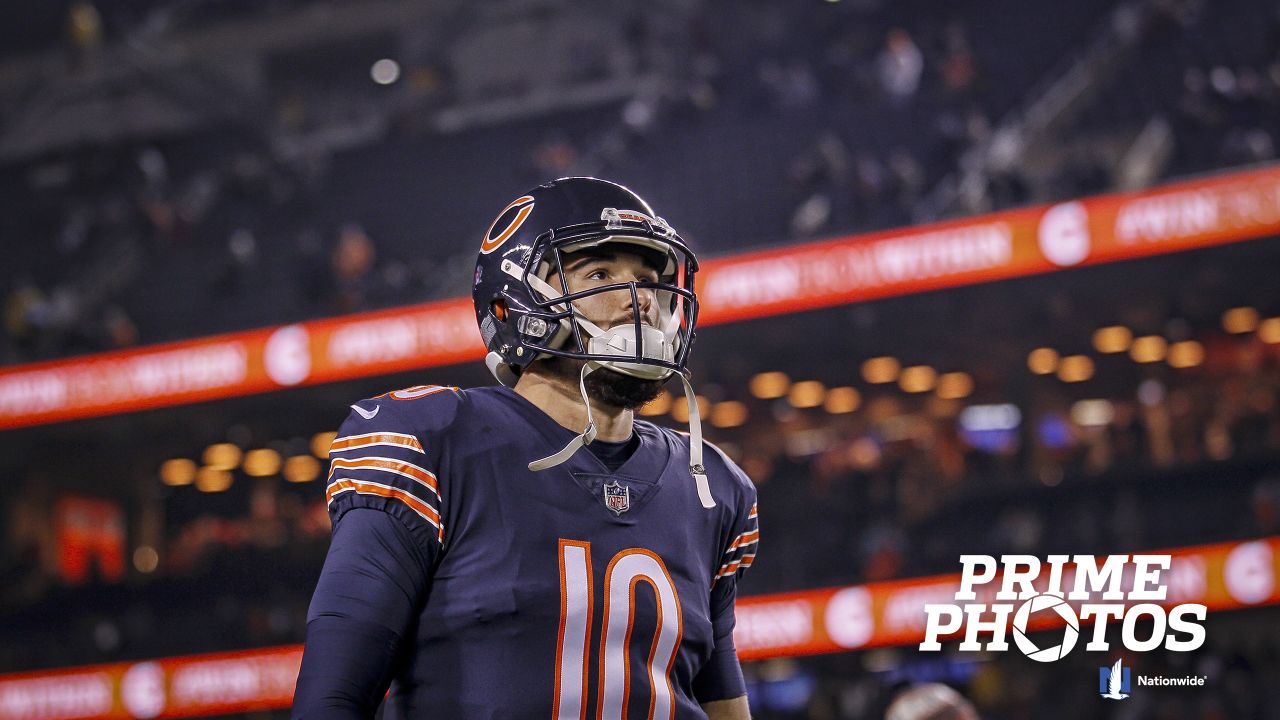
[491, 300, 508, 322]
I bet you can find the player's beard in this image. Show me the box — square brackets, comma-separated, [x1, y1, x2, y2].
[541, 356, 668, 410]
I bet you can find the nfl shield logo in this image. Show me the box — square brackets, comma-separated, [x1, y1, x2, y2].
[603, 481, 630, 515]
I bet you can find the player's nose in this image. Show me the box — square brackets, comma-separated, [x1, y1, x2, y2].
[627, 282, 658, 326]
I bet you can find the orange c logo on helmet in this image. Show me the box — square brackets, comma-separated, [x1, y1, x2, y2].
[481, 195, 535, 254]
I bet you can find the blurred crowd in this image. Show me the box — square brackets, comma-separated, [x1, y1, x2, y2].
[4, 0, 1277, 367]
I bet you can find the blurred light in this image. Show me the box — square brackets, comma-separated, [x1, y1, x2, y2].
[1040, 465, 1064, 487]
[196, 467, 233, 493]
[1129, 335, 1168, 363]
[311, 431, 338, 458]
[936, 372, 973, 400]
[243, 448, 282, 477]
[639, 390, 672, 416]
[710, 401, 749, 428]
[1167, 340, 1205, 369]
[824, 386, 861, 414]
[1070, 399, 1115, 427]
[1222, 306, 1259, 334]
[788, 381, 826, 408]
[1056, 355, 1095, 383]
[133, 546, 159, 574]
[1092, 325, 1132, 354]
[160, 458, 196, 487]
[670, 396, 709, 423]
[959, 404, 1022, 432]
[749, 372, 790, 399]
[370, 58, 401, 85]
[849, 437, 881, 468]
[1138, 379, 1165, 407]
[1027, 348, 1059, 375]
[284, 455, 322, 483]
[1037, 414, 1073, 450]
[861, 356, 900, 384]
[1258, 317, 1280, 344]
[898, 365, 936, 393]
[203, 443, 242, 471]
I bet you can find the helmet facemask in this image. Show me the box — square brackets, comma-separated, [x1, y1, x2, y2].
[498, 209, 699, 381]
[484, 201, 715, 509]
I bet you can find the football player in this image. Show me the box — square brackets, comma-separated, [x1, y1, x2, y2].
[292, 178, 759, 719]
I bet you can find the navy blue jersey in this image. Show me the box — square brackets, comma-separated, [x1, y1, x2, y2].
[297, 384, 759, 719]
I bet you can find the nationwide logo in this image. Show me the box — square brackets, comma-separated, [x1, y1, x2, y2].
[919, 554, 1208, 662]
[1099, 659, 1130, 700]
[1097, 658, 1208, 698]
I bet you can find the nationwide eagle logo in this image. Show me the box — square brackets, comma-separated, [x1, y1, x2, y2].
[603, 481, 630, 515]
[1099, 658, 1131, 700]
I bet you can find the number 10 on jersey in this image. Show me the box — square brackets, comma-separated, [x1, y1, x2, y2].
[555, 539, 684, 720]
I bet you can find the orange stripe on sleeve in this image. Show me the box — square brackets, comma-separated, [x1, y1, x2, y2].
[329, 432, 425, 455]
[326, 478, 444, 543]
[327, 457, 439, 498]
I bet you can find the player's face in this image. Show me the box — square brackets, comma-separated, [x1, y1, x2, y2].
[557, 249, 662, 330]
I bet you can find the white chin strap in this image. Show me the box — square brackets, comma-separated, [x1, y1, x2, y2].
[511, 259, 713, 508]
[524, 353, 715, 510]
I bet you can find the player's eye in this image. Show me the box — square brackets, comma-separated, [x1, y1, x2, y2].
[586, 269, 609, 281]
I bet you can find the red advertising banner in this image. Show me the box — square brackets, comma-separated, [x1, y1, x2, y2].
[0, 647, 303, 720]
[0, 537, 1275, 720]
[2, 165, 1279, 430]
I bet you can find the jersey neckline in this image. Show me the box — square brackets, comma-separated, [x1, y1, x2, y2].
[486, 385, 674, 480]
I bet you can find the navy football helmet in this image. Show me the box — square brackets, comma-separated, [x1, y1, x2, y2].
[472, 177, 699, 386]
[472, 177, 714, 507]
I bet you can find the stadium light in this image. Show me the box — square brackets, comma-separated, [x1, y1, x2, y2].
[1027, 348, 1058, 375]
[1056, 355, 1094, 382]
[196, 467, 233, 493]
[710, 401, 749, 428]
[310, 432, 337, 459]
[133, 546, 159, 574]
[244, 448, 283, 477]
[203, 443, 242, 471]
[1222, 306, 1259, 334]
[284, 455, 322, 483]
[749, 372, 790, 399]
[160, 458, 197, 486]
[936, 372, 973, 400]
[898, 366, 936, 393]
[1092, 325, 1132, 354]
[861, 357, 900, 384]
[1129, 336, 1168, 363]
[1167, 340, 1205, 369]
[1258, 317, 1280, 344]
[370, 58, 401, 85]
[788, 381, 826, 408]
[1070, 399, 1114, 427]
[639, 390, 673, 416]
[824, 386, 861, 414]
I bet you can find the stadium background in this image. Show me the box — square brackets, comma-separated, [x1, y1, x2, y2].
[1, 0, 1279, 718]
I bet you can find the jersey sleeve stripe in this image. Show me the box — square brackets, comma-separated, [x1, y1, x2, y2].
[374, 384, 459, 400]
[326, 478, 444, 543]
[722, 529, 760, 556]
[715, 552, 756, 579]
[748, 503, 758, 520]
[330, 432, 425, 455]
[327, 457, 440, 499]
